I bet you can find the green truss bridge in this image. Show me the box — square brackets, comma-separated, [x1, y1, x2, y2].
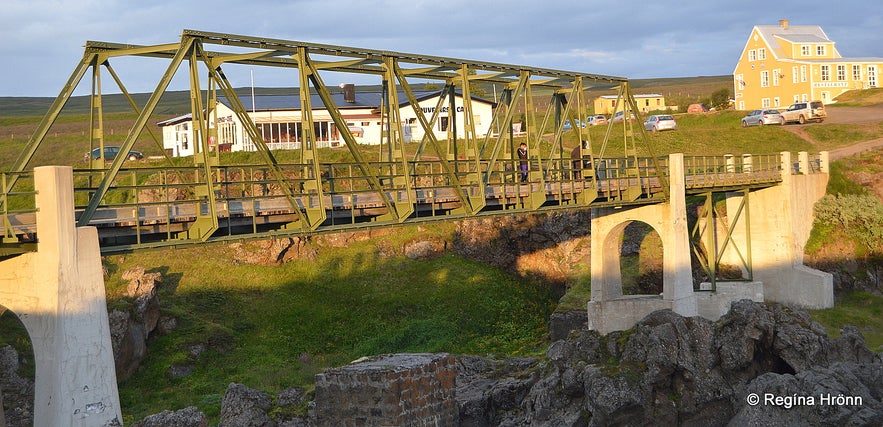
[0, 30, 834, 426]
[3, 30, 807, 257]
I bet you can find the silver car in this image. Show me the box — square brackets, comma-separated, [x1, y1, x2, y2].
[741, 109, 784, 127]
[643, 115, 677, 132]
[585, 114, 608, 126]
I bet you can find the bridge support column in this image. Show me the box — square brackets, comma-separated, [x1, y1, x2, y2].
[0, 166, 122, 426]
[587, 154, 697, 334]
[720, 151, 833, 309]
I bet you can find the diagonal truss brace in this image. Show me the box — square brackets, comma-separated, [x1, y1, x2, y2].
[690, 190, 753, 290]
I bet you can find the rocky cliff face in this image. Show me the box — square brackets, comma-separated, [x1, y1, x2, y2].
[456, 300, 882, 426]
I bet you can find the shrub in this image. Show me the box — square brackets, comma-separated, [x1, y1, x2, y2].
[813, 194, 883, 251]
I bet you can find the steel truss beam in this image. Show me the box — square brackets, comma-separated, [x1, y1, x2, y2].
[6, 29, 670, 251]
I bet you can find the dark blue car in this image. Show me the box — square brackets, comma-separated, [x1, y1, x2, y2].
[85, 146, 143, 161]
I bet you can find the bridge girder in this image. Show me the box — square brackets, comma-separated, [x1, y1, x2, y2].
[4, 29, 678, 256]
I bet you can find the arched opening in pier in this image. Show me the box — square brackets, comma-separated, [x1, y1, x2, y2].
[619, 221, 664, 296]
[0, 307, 35, 426]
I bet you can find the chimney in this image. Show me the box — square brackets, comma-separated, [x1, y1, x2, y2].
[779, 19, 789, 30]
[343, 83, 355, 103]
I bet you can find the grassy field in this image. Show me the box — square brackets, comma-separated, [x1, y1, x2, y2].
[1, 82, 882, 423]
[0, 107, 860, 172]
[105, 236, 558, 422]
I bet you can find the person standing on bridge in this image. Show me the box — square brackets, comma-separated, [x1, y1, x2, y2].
[571, 140, 590, 179]
[518, 142, 529, 182]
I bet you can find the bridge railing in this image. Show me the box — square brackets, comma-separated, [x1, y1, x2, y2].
[0, 171, 37, 256]
[1, 152, 795, 255]
[61, 155, 641, 219]
[682, 153, 782, 190]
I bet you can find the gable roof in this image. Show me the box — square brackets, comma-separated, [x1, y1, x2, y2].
[158, 89, 497, 126]
[221, 89, 495, 112]
[775, 34, 830, 44]
[156, 113, 192, 126]
[754, 24, 839, 59]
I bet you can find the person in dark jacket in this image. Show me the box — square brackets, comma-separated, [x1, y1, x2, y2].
[517, 142, 529, 182]
[570, 140, 590, 179]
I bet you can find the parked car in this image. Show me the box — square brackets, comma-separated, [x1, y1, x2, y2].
[741, 109, 785, 127]
[585, 114, 608, 126]
[643, 115, 678, 132]
[84, 146, 144, 162]
[687, 103, 710, 113]
[780, 101, 826, 124]
[562, 119, 584, 130]
[610, 111, 636, 123]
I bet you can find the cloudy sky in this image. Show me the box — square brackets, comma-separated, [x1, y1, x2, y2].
[2, 0, 882, 97]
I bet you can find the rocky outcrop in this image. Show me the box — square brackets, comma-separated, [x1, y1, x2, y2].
[109, 267, 169, 381]
[0, 346, 34, 427]
[731, 362, 883, 426]
[135, 383, 311, 427]
[132, 300, 882, 426]
[548, 310, 587, 342]
[456, 300, 883, 426]
[222, 212, 593, 287]
[132, 406, 208, 427]
[228, 237, 316, 266]
[453, 212, 592, 284]
[218, 383, 276, 427]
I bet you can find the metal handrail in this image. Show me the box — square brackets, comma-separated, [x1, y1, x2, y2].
[1, 153, 794, 255]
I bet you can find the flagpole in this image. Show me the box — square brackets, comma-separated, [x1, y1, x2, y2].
[250, 68, 256, 113]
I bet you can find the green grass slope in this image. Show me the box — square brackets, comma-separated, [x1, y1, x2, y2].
[106, 231, 557, 422]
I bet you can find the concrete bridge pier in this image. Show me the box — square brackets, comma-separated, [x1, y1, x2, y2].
[0, 166, 122, 426]
[587, 153, 697, 334]
[719, 151, 833, 309]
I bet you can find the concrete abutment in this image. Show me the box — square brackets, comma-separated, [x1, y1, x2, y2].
[588, 152, 833, 334]
[0, 166, 121, 426]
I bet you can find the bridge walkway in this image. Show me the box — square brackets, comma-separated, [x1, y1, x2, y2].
[1, 153, 792, 255]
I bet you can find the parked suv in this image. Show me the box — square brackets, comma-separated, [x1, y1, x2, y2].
[780, 101, 826, 124]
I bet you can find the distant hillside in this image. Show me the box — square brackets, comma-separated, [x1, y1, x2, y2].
[0, 76, 732, 117]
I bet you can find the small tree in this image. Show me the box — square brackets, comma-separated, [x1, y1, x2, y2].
[709, 88, 732, 110]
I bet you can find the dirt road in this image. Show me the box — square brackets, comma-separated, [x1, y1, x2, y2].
[782, 104, 883, 160]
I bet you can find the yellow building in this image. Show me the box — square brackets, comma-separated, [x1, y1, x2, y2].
[594, 94, 667, 115]
[733, 19, 882, 110]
